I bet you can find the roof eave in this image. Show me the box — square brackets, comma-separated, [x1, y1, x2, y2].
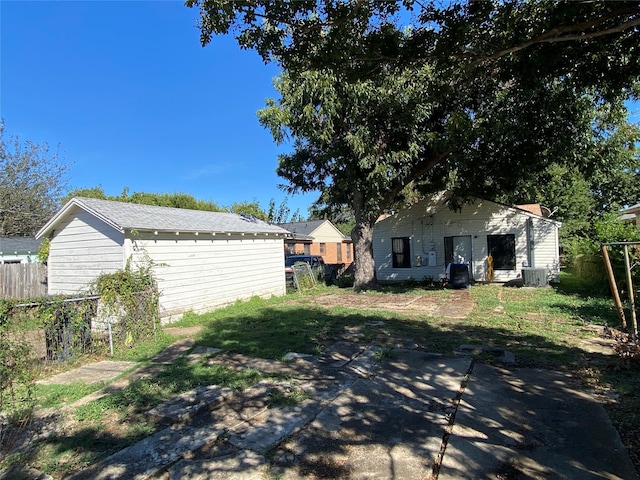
[36, 198, 125, 239]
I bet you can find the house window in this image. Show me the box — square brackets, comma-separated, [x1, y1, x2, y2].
[347, 245, 352, 261]
[392, 237, 411, 268]
[487, 234, 516, 270]
[304, 244, 310, 255]
[336, 243, 342, 262]
[320, 243, 326, 254]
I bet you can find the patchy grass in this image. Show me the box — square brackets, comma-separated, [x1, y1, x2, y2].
[3, 275, 640, 477]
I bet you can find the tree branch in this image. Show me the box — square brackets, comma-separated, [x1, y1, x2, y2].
[381, 150, 451, 206]
[477, 9, 640, 63]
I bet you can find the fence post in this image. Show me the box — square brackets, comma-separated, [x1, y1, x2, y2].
[624, 245, 638, 337]
[601, 244, 627, 330]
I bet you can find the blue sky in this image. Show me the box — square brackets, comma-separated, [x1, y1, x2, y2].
[1, 0, 318, 217]
[2, 2, 639, 220]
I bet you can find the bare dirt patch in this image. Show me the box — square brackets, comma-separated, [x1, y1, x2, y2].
[285, 290, 475, 319]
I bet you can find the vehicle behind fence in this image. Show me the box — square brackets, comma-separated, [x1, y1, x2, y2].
[0, 263, 47, 299]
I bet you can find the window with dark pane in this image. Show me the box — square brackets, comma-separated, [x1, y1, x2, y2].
[487, 234, 516, 270]
[392, 237, 411, 268]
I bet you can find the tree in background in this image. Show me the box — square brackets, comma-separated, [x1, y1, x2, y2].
[0, 120, 70, 236]
[497, 103, 640, 248]
[64, 186, 302, 223]
[267, 197, 304, 224]
[229, 200, 268, 221]
[64, 186, 224, 212]
[188, 0, 640, 290]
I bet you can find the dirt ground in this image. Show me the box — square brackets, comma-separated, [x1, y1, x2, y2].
[284, 289, 475, 319]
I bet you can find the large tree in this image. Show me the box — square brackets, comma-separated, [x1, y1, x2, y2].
[187, 0, 640, 290]
[0, 121, 70, 236]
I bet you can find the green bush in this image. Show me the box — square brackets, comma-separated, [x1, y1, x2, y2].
[0, 300, 38, 421]
[91, 259, 160, 349]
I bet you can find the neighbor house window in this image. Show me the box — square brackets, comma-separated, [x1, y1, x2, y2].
[336, 243, 342, 262]
[320, 243, 326, 254]
[347, 245, 352, 261]
[304, 244, 310, 255]
[392, 237, 411, 268]
[487, 234, 516, 270]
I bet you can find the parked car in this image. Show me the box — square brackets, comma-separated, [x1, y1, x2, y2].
[285, 255, 326, 284]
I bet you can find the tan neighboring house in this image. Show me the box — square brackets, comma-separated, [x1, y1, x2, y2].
[278, 220, 354, 266]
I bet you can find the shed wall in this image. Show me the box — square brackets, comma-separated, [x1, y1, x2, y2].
[129, 233, 285, 320]
[48, 210, 124, 294]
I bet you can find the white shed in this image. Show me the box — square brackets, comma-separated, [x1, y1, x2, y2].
[373, 194, 561, 284]
[36, 197, 290, 321]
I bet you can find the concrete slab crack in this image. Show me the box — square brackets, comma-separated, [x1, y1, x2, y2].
[428, 359, 476, 480]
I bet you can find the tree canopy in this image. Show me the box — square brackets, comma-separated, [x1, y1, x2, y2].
[496, 102, 640, 243]
[0, 121, 70, 236]
[187, 0, 640, 289]
[63, 186, 306, 223]
[63, 187, 225, 212]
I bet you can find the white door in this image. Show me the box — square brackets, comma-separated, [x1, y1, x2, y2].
[445, 235, 473, 280]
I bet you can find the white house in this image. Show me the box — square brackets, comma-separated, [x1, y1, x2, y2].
[36, 197, 290, 321]
[373, 194, 561, 284]
[619, 203, 640, 228]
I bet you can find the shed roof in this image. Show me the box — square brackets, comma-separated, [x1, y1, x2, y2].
[36, 197, 290, 238]
[0, 237, 42, 253]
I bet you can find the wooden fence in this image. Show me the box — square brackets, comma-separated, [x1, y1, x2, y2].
[0, 263, 47, 299]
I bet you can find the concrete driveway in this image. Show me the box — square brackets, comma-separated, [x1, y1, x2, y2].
[57, 339, 637, 480]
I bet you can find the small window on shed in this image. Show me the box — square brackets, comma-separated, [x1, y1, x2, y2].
[392, 237, 411, 268]
[487, 234, 516, 270]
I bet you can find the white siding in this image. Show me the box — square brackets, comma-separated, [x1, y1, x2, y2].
[373, 199, 560, 284]
[48, 209, 124, 294]
[129, 232, 285, 321]
[530, 216, 561, 281]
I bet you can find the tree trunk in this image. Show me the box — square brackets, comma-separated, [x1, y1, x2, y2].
[352, 190, 378, 291]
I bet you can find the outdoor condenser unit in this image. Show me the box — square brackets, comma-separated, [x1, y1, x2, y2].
[521, 267, 548, 287]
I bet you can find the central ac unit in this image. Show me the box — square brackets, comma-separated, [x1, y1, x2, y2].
[522, 268, 548, 287]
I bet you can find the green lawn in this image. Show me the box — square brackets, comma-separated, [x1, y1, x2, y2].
[2, 273, 639, 478]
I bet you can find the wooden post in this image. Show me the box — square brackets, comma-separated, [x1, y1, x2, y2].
[624, 245, 638, 337]
[601, 245, 627, 329]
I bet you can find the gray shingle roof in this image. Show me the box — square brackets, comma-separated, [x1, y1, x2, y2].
[0, 237, 42, 253]
[37, 197, 290, 237]
[278, 220, 332, 237]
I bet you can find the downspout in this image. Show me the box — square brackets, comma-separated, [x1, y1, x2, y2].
[526, 218, 535, 267]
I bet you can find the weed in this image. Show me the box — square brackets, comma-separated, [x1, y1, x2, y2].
[374, 346, 395, 361]
[268, 387, 311, 407]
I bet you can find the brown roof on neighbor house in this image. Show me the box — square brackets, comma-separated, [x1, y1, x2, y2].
[516, 204, 543, 216]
